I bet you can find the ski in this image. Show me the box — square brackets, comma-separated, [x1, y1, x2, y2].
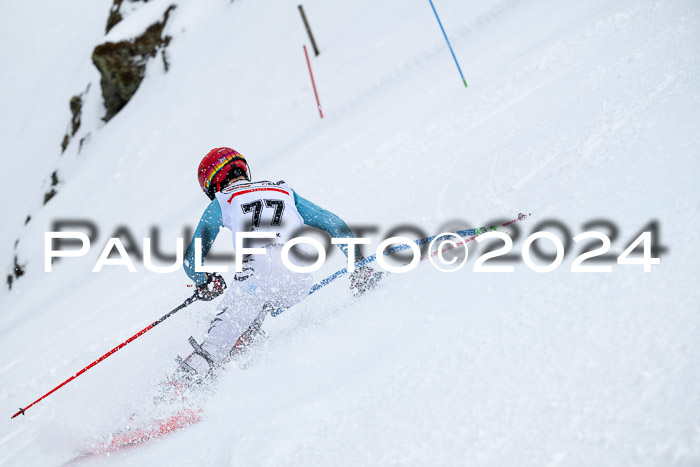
[67, 315, 269, 461]
[67, 407, 201, 462]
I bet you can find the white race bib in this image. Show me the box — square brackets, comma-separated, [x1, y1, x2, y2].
[215, 180, 304, 251]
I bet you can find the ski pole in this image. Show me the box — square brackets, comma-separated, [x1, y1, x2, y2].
[301, 213, 531, 300]
[11, 293, 199, 419]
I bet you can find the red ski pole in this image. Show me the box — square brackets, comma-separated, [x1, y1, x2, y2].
[10, 293, 199, 419]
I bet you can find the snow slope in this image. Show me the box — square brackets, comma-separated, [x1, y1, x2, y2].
[1, 0, 699, 465]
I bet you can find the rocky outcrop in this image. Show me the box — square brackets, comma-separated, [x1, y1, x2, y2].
[43, 171, 59, 205]
[106, 0, 125, 33]
[61, 134, 69, 152]
[93, 5, 175, 121]
[8, 3, 176, 291]
[106, 0, 152, 33]
[61, 94, 83, 153]
[6, 255, 25, 290]
[70, 95, 82, 135]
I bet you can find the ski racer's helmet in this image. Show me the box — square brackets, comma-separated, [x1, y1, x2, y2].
[198, 147, 251, 200]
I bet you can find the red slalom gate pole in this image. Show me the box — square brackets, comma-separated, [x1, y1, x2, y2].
[11, 294, 198, 419]
[303, 44, 323, 118]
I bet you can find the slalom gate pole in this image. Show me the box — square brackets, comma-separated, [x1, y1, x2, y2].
[429, 0, 468, 88]
[298, 5, 320, 56]
[303, 44, 324, 118]
[11, 293, 199, 419]
[284, 212, 531, 311]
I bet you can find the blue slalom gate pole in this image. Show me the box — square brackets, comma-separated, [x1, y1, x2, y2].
[429, 0, 468, 88]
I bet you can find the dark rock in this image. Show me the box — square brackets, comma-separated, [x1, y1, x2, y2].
[61, 94, 83, 151]
[106, 0, 152, 33]
[70, 95, 82, 135]
[79, 134, 89, 153]
[43, 189, 57, 205]
[7, 255, 26, 289]
[43, 171, 60, 204]
[61, 133, 70, 153]
[13, 256, 25, 279]
[106, 0, 124, 33]
[161, 49, 170, 72]
[92, 41, 145, 121]
[93, 5, 176, 121]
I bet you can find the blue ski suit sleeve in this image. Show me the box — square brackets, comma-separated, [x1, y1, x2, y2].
[183, 200, 224, 286]
[293, 191, 359, 258]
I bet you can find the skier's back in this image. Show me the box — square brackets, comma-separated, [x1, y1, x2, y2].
[177, 147, 379, 380]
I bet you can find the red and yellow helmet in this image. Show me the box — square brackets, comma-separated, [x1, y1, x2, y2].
[197, 147, 251, 200]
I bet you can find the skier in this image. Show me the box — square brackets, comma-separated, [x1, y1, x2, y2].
[176, 147, 381, 382]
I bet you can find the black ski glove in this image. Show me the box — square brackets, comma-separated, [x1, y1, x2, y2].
[194, 273, 227, 301]
[349, 265, 383, 297]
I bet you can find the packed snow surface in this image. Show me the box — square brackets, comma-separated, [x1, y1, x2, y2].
[1, 0, 699, 465]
